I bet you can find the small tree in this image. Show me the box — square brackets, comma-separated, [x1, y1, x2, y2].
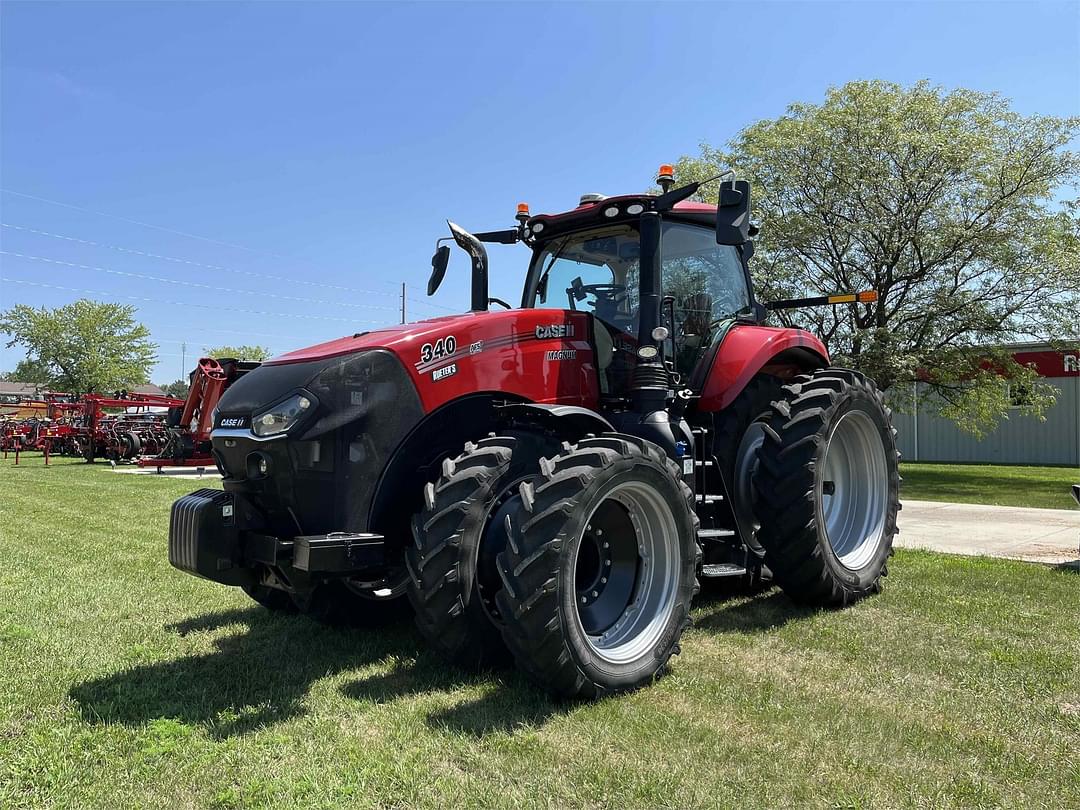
[162, 379, 191, 399]
[0, 299, 156, 394]
[202, 344, 272, 362]
[675, 80, 1080, 434]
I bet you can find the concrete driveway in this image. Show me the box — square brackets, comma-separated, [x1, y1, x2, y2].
[896, 499, 1080, 565]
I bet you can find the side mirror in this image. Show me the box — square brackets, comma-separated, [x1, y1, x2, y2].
[428, 245, 451, 296]
[716, 179, 751, 245]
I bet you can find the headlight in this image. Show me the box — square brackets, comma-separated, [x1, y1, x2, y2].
[252, 393, 314, 437]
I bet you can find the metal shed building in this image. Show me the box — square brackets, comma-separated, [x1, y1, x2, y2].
[890, 343, 1080, 467]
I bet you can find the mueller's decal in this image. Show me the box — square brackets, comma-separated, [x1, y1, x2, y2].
[420, 335, 457, 363]
[546, 349, 577, 361]
[469, 340, 484, 355]
[535, 324, 576, 339]
[432, 363, 457, 381]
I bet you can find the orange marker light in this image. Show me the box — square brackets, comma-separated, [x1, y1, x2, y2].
[517, 203, 530, 216]
[857, 290, 879, 303]
[657, 164, 674, 180]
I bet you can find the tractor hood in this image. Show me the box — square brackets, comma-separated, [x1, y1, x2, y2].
[260, 308, 601, 414]
[266, 313, 486, 365]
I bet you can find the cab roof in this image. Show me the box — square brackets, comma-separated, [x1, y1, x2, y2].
[524, 194, 716, 243]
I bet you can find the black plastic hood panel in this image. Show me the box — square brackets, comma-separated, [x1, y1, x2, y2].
[213, 349, 423, 536]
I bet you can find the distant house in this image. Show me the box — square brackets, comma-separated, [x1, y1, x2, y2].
[892, 342, 1080, 466]
[0, 381, 40, 399]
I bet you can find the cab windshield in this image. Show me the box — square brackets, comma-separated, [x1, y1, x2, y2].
[526, 221, 751, 338]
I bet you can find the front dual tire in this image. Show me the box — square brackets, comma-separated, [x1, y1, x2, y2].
[408, 433, 701, 700]
[496, 436, 701, 699]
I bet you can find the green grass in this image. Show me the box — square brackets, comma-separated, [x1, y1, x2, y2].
[1, 457, 1078, 809]
[901, 462, 1080, 510]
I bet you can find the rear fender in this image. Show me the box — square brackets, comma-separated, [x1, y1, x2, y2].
[697, 325, 829, 411]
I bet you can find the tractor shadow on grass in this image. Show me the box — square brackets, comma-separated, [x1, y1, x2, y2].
[690, 581, 816, 635]
[70, 584, 812, 740]
[69, 605, 565, 739]
[70, 605, 424, 738]
[340, 663, 567, 737]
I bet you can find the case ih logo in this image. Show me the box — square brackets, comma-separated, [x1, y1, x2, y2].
[219, 416, 247, 428]
[535, 324, 575, 339]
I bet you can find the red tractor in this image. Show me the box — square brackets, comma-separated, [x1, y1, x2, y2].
[168, 169, 900, 699]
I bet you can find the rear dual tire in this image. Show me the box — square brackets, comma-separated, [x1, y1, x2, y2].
[754, 368, 900, 605]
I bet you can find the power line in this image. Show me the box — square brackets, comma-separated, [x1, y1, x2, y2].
[0, 222, 404, 299]
[1, 277, 382, 324]
[0, 250, 400, 312]
[153, 324, 310, 340]
[0, 188, 297, 259]
[0, 221, 459, 314]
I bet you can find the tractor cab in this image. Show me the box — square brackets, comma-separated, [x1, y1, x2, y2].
[429, 165, 758, 396]
[521, 206, 754, 390]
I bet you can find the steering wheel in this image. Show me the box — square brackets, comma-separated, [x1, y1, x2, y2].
[578, 284, 627, 302]
[488, 297, 512, 310]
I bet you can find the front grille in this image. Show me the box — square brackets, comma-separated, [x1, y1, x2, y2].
[213, 349, 423, 535]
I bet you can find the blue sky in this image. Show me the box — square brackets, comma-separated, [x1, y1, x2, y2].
[1, 1, 1077, 383]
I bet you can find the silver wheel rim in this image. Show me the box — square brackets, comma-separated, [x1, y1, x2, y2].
[573, 480, 680, 665]
[344, 567, 409, 600]
[819, 410, 889, 570]
[733, 421, 766, 549]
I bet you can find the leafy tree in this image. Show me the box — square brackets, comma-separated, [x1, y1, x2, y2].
[674, 80, 1080, 434]
[0, 299, 156, 394]
[202, 344, 272, 362]
[162, 379, 191, 399]
[2, 358, 51, 384]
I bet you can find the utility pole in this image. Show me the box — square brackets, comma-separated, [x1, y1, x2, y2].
[401, 282, 407, 324]
[181, 342, 187, 379]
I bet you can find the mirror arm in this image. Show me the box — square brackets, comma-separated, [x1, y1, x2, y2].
[470, 254, 489, 311]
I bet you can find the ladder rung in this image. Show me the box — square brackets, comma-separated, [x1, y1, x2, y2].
[698, 528, 736, 538]
[701, 563, 747, 578]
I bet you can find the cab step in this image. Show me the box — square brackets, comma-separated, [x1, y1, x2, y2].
[698, 528, 736, 539]
[700, 563, 748, 578]
[695, 494, 724, 503]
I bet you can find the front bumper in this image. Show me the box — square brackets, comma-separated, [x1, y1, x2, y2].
[168, 488, 386, 587]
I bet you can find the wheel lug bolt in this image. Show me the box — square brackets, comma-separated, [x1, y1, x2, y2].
[605, 560, 611, 566]
[603, 542, 609, 549]
[601, 577, 607, 584]
[581, 596, 587, 604]
[592, 590, 598, 597]
[596, 529, 603, 536]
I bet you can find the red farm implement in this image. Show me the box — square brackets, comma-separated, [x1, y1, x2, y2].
[137, 357, 261, 469]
